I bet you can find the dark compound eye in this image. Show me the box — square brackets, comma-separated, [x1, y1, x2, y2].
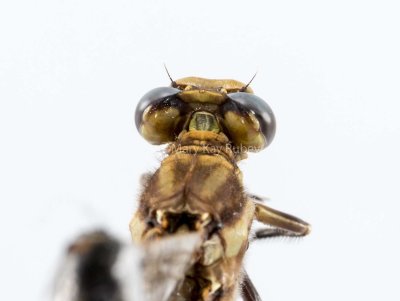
[135, 87, 181, 130]
[135, 87, 189, 145]
[222, 92, 276, 151]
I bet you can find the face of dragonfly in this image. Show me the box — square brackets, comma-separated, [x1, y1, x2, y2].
[135, 77, 276, 152]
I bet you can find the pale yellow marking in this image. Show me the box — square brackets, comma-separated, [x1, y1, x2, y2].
[154, 157, 183, 198]
[197, 159, 231, 201]
[201, 234, 224, 266]
[129, 212, 146, 244]
[220, 200, 255, 258]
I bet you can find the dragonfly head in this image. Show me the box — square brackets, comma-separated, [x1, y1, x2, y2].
[135, 76, 276, 152]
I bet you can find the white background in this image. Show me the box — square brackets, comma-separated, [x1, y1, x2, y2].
[1, 1, 399, 300]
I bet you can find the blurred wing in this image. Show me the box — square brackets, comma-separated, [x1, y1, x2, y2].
[52, 255, 79, 301]
[52, 230, 202, 301]
[124, 232, 202, 301]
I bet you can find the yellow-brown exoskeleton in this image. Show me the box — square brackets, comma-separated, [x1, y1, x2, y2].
[130, 76, 311, 301]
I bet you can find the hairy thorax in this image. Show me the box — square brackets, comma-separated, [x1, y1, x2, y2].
[139, 131, 246, 225]
[130, 131, 255, 300]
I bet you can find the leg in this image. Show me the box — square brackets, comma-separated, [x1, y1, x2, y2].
[241, 269, 262, 301]
[254, 202, 311, 238]
[247, 194, 269, 202]
[254, 227, 306, 239]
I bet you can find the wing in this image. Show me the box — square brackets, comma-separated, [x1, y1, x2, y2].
[52, 230, 201, 301]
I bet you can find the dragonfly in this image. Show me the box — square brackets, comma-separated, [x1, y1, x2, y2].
[52, 74, 310, 301]
[130, 75, 311, 301]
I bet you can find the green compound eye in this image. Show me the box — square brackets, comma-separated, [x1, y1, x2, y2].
[222, 92, 276, 151]
[135, 87, 189, 144]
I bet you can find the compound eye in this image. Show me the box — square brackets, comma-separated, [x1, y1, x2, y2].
[135, 87, 188, 144]
[222, 92, 276, 151]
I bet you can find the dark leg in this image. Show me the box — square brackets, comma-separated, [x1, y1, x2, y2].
[241, 269, 262, 301]
[254, 227, 306, 240]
